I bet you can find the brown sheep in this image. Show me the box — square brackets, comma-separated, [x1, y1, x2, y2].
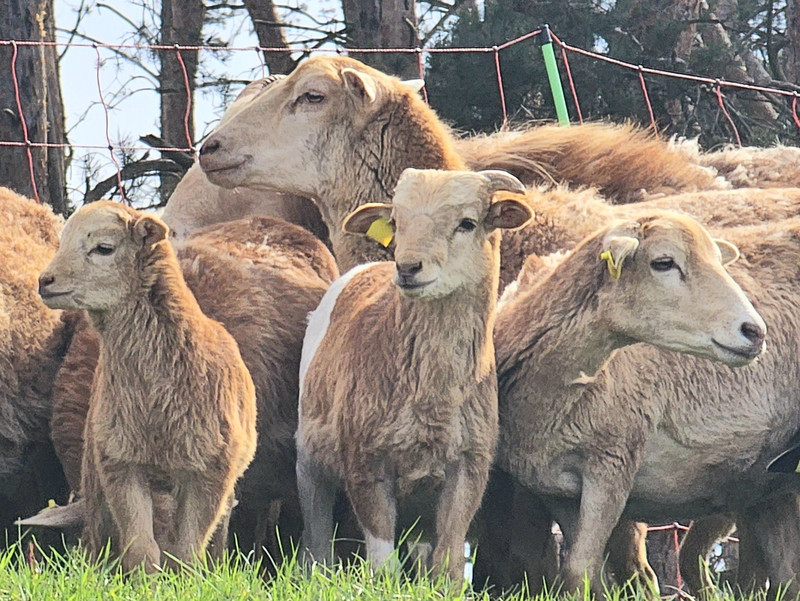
[297, 169, 532, 580]
[454, 122, 725, 203]
[488, 216, 800, 597]
[673, 139, 800, 189]
[37, 202, 258, 572]
[0, 187, 74, 542]
[37, 215, 338, 561]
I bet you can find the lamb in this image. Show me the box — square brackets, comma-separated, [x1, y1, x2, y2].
[37, 202, 258, 571]
[0, 187, 74, 542]
[34, 214, 339, 561]
[296, 168, 532, 580]
[487, 214, 800, 597]
[197, 56, 730, 278]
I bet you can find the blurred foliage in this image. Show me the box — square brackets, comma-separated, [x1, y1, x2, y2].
[426, 0, 800, 149]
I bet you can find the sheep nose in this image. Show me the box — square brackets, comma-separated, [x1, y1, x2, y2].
[38, 273, 55, 292]
[199, 138, 220, 157]
[396, 262, 423, 279]
[740, 321, 765, 347]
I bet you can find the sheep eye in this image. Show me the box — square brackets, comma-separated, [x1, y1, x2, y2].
[300, 91, 325, 104]
[456, 219, 477, 233]
[92, 243, 115, 256]
[650, 257, 675, 272]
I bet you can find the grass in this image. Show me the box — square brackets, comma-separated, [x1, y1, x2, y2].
[0, 539, 773, 601]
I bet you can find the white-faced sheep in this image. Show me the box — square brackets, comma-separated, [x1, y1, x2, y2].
[0, 187, 73, 541]
[160, 76, 328, 247]
[33, 214, 339, 563]
[37, 202, 258, 572]
[296, 168, 532, 580]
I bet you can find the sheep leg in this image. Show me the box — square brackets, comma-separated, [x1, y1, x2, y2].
[206, 493, 235, 561]
[561, 471, 632, 596]
[605, 520, 659, 597]
[432, 458, 488, 582]
[167, 473, 230, 566]
[100, 462, 160, 573]
[472, 471, 557, 593]
[739, 494, 800, 600]
[346, 475, 398, 572]
[296, 447, 338, 565]
[677, 514, 736, 596]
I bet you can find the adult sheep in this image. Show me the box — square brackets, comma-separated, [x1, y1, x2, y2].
[37, 215, 339, 559]
[297, 168, 532, 579]
[160, 75, 329, 247]
[673, 140, 800, 189]
[487, 214, 800, 597]
[0, 187, 73, 542]
[38, 202, 258, 572]
[197, 56, 724, 277]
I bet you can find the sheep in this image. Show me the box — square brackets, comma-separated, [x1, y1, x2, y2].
[36, 202, 258, 571]
[453, 122, 726, 203]
[485, 214, 800, 598]
[31, 215, 339, 562]
[296, 168, 532, 580]
[0, 187, 74, 543]
[197, 56, 732, 278]
[672, 139, 800, 189]
[161, 163, 329, 248]
[160, 76, 329, 248]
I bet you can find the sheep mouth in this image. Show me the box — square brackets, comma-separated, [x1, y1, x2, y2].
[39, 290, 73, 300]
[396, 279, 436, 293]
[712, 338, 762, 362]
[200, 156, 251, 178]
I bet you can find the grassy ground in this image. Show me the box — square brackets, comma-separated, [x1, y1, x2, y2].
[0, 540, 758, 601]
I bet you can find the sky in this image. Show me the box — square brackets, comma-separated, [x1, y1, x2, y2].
[54, 0, 342, 205]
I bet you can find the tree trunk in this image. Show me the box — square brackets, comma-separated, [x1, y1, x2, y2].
[786, 0, 800, 84]
[242, 0, 295, 75]
[158, 0, 205, 202]
[341, 0, 419, 79]
[0, 0, 67, 214]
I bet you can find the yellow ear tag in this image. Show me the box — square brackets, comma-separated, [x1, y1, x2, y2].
[600, 250, 623, 280]
[47, 499, 57, 508]
[366, 217, 394, 248]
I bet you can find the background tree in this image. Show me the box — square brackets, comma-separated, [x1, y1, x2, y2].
[0, 0, 67, 214]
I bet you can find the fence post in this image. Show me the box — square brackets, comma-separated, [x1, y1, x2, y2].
[540, 24, 570, 126]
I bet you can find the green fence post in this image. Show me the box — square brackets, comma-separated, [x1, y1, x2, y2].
[540, 24, 570, 126]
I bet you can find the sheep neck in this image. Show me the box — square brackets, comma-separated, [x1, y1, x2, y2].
[390, 266, 498, 414]
[318, 96, 466, 271]
[88, 242, 207, 369]
[495, 237, 630, 432]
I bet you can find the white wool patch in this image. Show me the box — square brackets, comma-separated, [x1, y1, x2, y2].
[298, 263, 376, 402]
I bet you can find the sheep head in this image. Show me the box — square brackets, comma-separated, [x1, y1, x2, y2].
[38, 202, 169, 312]
[198, 56, 450, 201]
[343, 168, 531, 299]
[595, 212, 765, 366]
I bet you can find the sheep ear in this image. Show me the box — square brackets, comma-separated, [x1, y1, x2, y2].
[600, 235, 640, 279]
[715, 238, 740, 266]
[478, 170, 527, 195]
[343, 203, 394, 247]
[15, 500, 86, 529]
[342, 68, 377, 103]
[486, 198, 533, 230]
[400, 79, 426, 93]
[133, 215, 168, 247]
